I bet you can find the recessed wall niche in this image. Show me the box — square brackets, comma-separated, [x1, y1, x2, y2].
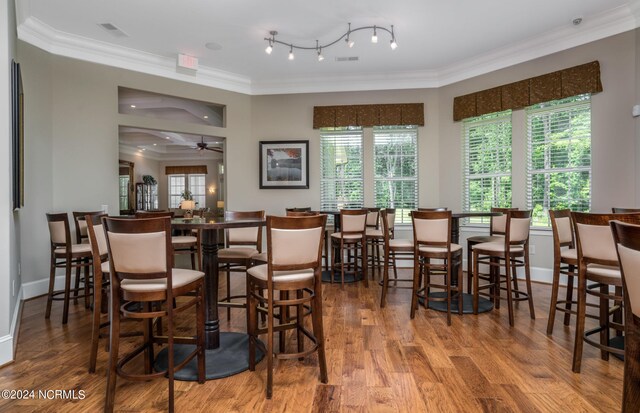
[118, 87, 226, 127]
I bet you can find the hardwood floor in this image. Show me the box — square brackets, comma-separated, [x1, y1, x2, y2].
[0, 270, 624, 412]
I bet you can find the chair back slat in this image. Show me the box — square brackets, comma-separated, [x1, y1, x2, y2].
[224, 210, 265, 249]
[340, 209, 367, 234]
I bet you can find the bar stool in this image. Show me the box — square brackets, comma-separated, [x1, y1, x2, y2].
[570, 212, 640, 373]
[285, 207, 329, 271]
[331, 209, 368, 287]
[466, 207, 516, 294]
[410, 210, 463, 325]
[247, 214, 328, 398]
[218, 210, 265, 320]
[472, 210, 534, 326]
[71, 210, 103, 307]
[380, 209, 414, 307]
[103, 216, 205, 412]
[610, 220, 640, 412]
[45, 212, 93, 324]
[546, 209, 597, 335]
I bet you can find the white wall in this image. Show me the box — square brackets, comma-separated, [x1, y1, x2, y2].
[0, 0, 21, 365]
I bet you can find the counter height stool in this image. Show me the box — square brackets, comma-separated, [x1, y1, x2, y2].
[570, 212, 640, 373]
[72, 210, 103, 307]
[466, 208, 517, 294]
[218, 210, 265, 320]
[365, 208, 383, 278]
[247, 214, 328, 399]
[45, 212, 93, 324]
[331, 209, 368, 287]
[379, 209, 414, 307]
[410, 210, 462, 325]
[103, 216, 205, 413]
[611, 220, 640, 412]
[472, 210, 534, 326]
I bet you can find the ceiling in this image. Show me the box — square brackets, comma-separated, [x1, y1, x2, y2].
[16, 0, 640, 94]
[119, 127, 224, 161]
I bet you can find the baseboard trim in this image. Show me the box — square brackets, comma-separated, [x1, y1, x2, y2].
[0, 286, 24, 366]
[22, 275, 75, 300]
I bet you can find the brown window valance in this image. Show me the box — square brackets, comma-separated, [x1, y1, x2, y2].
[165, 165, 208, 175]
[313, 103, 424, 129]
[453, 61, 603, 121]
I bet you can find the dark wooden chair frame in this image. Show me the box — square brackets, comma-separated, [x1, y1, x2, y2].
[410, 210, 462, 325]
[379, 209, 414, 307]
[365, 207, 383, 279]
[247, 214, 328, 399]
[610, 220, 640, 412]
[331, 209, 369, 287]
[103, 216, 205, 413]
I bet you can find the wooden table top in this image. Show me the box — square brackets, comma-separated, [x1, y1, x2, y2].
[171, 216, 265, 230]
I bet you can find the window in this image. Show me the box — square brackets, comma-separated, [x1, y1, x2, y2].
[463, 111, 512, 224]
[320, 127, 364, 211]
[119, 175, 129, 211]
[168, 175, 186, 208]
[189, 175, 206, 208]
[374, 126, 418, 224]
[527, 95, 591, 226]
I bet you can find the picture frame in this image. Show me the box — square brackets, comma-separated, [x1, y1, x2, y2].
[259, 140, 309, 189]
[11, 60, 24, 210]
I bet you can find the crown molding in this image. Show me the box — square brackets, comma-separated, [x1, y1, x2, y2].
[17, 5, 639, 96]
[17, 17, 253, 95]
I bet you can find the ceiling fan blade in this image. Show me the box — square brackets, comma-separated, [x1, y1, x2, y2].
[204, 147, 223, 153]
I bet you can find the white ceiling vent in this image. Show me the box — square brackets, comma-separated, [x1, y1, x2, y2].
[335, 56, 359, 62]
[98, 23, 128, 38]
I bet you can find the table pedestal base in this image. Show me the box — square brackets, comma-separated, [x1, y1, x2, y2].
[420, 292, 493, 314]
[154, 332, 264, 381]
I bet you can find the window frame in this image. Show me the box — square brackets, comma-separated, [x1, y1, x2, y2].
[167, 173, 207, 209]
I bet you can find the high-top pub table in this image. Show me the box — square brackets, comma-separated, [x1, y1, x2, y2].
[154, 216, 266, 381]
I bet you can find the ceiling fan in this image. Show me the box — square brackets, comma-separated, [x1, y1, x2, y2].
[193, 136, 223, 153]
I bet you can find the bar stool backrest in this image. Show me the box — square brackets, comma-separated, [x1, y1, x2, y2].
[411, 210, 451, 247]
[86, 214, 109, 258]
[46, 213, 72, 252]
[612, 207, 640, 213]
[224, 210, 265, 251]
[73, 210, 103, 244]
[572, 212, 640, 267]
[507, 211, 532, 245]
[340, 209, 367, 235]
[285, 207, 312, 213]
[366, 208, 380, 229]
[267, 215, 327, 271]
[491, 207, 518, 236]
[611, 220, 640, 318]
[549, 209, 574, 248]
[135, 210, 174, 219]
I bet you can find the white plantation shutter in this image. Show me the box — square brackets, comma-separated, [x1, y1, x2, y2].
[463, 111, 512, 224]
[168, 175, 186, 208]
[320, 127, 364, 211]
[373, 126, 418, 224]
[527, 95, 591, 226]
[189, 174, 206, 208]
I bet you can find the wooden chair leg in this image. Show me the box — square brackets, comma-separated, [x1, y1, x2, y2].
[226, 264, 231, 321]
[247, 279, 257, 372]
[279, 290, 288, 354]
[84, 260, 91, 309]
[45, 255, 56, 319]
[473, 251, 480, 314]
[312, 275, 328, 383]
[74, 259, 81, 305]
[392, 251, 399, 280]
[572, 272, 587, 373]
[623, 320, 640, 412]
[599, 284, 610, 361]
[362, 241, 369, 288]
[457, 258, 463, 316]
[89, 269, 103, 373]
[380, 249, 390, 308]
[266, 291, 274, 399]
[196, 285, 205, 384]
[524, 253, 535, 319]
[504, 255, 514, 327]
[446, 260, 452, 326]
[62, 259, 72, 324]
[166, 299, 175, 413]
[467, 245, 473, 294]
[104, 288, 121, 413]
[564, 266, 575, 326]
[410, 257, 420, 319]
[546, 258, 562, 335]
[296, 289, 304, 360]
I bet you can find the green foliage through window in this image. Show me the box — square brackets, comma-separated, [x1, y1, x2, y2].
[320, 127, 364, 211]
[527, 95, 591, 226]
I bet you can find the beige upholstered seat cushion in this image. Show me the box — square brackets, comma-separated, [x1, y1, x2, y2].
[219, 247, 259, 259]
[467, 234, 503, 244]
[617, 244, 640, 317]
[390, 239, 413, 249]
[366, 229, 383, 237]
[172, 235, 197, 245]
[586, 264, 620, 280]
[247, 264, 314, 283]
[120, 268, 204, 292]
[251, 251, 268, 263]
[418, 243, 462, 254]
[101, 261, 110, 274]
[561, 248, 577, 260]
[472, 242, 524, 253]
[331, 232, 363, 240]
[54, 243, 92, 255]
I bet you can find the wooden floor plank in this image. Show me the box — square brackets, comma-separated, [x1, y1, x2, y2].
[0, 269, 625, 412]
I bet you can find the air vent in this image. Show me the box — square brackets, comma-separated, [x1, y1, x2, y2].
[98, 23, 129, 38]
[335, 56, 359, 62]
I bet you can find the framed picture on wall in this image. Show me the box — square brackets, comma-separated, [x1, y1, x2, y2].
[259, 140, 309, 189]
[11, 60, 24, 210]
